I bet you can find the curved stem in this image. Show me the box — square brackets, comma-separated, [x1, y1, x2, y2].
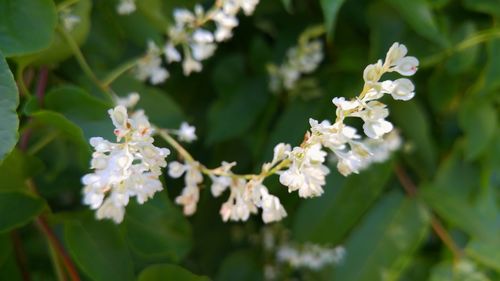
[58, 26, 114, 103]
[102, 57, 142, 87]
[394, 164, 463, 262]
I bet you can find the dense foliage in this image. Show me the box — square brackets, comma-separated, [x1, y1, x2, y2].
[0, 0, 499, 280]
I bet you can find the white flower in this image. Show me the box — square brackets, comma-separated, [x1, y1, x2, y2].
[394, 56, 419, 76]
[173, 161, 203, 215]
[351, 101, 393, 139]
[164, 42, 182, 63]
[209, 161, 235, 197]
[168, 161, 187, 178]
[173, 9, 195, 25]
[261, 193, 287, 223]
[271, 143, 291, 165]
[114, 92, 140, 108]
[82, 103, 170, 223]
[135, 41, 169, 84]
[192, 29, 214, 43]
[182, 55, 203, 75]
[385, 42, 407, 66]
[390, 78, 415, 101]
[279, 144, 329, 198]
[277, 243, 345, 270]
[190, 43, 217, 61]
[117, 0, 136, 15]
[363, 60, 383, 83]
[240, 0, 260, 15]
[220, 179, 256, 222]
[177, 122, 197, 143]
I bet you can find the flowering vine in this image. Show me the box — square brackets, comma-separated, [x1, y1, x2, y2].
[82, 41, 419, 224]
[131, 0, 260, 84]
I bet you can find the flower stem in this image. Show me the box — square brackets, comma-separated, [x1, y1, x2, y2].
[58, 26, 114, 103]
[102, 57, 142, 87]
[394, 164, 463, 262]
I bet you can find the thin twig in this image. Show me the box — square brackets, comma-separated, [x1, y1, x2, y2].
[394, 164, 463, 262]
[35, 217, 80, 281]
[11, 232, 31, 281]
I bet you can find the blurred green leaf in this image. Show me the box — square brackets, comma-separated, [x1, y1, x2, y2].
[31, 110, 91, 154]
[0, 191, 45, 233]
[320, 0, 347, 39]
[17, 0, 92, 66]
[216, 250, 262, 281]
[390, 100, 437, 179]
[478, 38, 500, 95]
[0, 235, 23, 280]
[0, 51, 19, 163]
[466, 239, 500, 272]
[445, 22, 479, 74]
[0, 0, 57, 57]
[124, 194, 192, 263]
[293, 162, 393, 244]
[44, 86, 113, 140]
[463, 0, 500, 18]
[64, 217, 135, 281]
[429, 260, 492, 281]
[212, 54, 245, 98]
[207, 79, 268, 144]
[333, 192, 430, 281]
[459, 99, 497, 160]
[383, 0, 446, 46]
[0, 149, 42, 191]
[138, 264, 210, 281]
[136, 0, 170, 30]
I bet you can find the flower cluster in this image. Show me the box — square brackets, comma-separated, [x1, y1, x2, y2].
[169, 145, 287, 224]
[134, 0, 260, 84]
[277, 42, 417, 198]
[276, 243, 346, 270]
[117, 0, 136, 15]
[268, 37, 324, 93]
[162, 42, 416, 223]
[81, 96, 170, 223]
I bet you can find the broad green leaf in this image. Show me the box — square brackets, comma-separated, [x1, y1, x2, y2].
[18, 0, 92, 66]
[463, 0, 500, 18]
[459, 99, 497, 160]
[383, 0, 446, 46]
[216, 250, 263, 281]
[138, 264, 210, 281]
[0, 235, 23, 280]
[293, 162, 393, 244]
[477, 38, 500, 95]
[0, 149, 43, 191]
[0, 0, 57, 57]
[445, 22, 479, 74]
[0, 191, 45, 233]
[320, 0, 347, 39]
[45, 86, 113, 140]
[429, 260, 492, 281]
[0, 51, 19, 163]
[390, 100, 437, 179]
[207, 78, 269, 144]
[31, 110, 91, 154]
[333, 192, 430, 281]
[466, 239, 500, 272]
[136, 0, 170, 31]
[64, 217, 135, 281]
[124, 194, 192, 263]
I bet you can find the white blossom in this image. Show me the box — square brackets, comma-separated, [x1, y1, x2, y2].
[277, 244, 345, 270]
[114, 92, 140, 108]
[173, 161, 203, 215]
[135, 41, 169, 84]
[164, 42, 182, 63]
[82, 102, 170, 223]
[176, 122, 197, 143]
[117, 0, 136, 15]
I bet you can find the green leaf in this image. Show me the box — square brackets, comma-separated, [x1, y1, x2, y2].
[445, 22, 479, 74]
[31, 110, 91, 153]
[0, 0, 57, 57]
[0, 149, 42, 191]
[459, 99, 497, 160]
[138, 264, 210, 281]
[17, 0, 92, 66]
[0, 51, 19, 163]
[463, 0, 500, 18]
[477, 38, 500, 95]
[124, 194, 192, 263]
[64, 217, 135, 281]
[44, 86, 113, 140]
[0, 191, 45, 233]
[320, 0, 347, 39]
[207, 78, 269, 144]
[383, 0, 446, 46]
[466, 239, 500, 272]
[216, 250, 263, 281]
[293, 162, 393, 244]
[333, 192, 430, 281]
[390, 100, 437, 179]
